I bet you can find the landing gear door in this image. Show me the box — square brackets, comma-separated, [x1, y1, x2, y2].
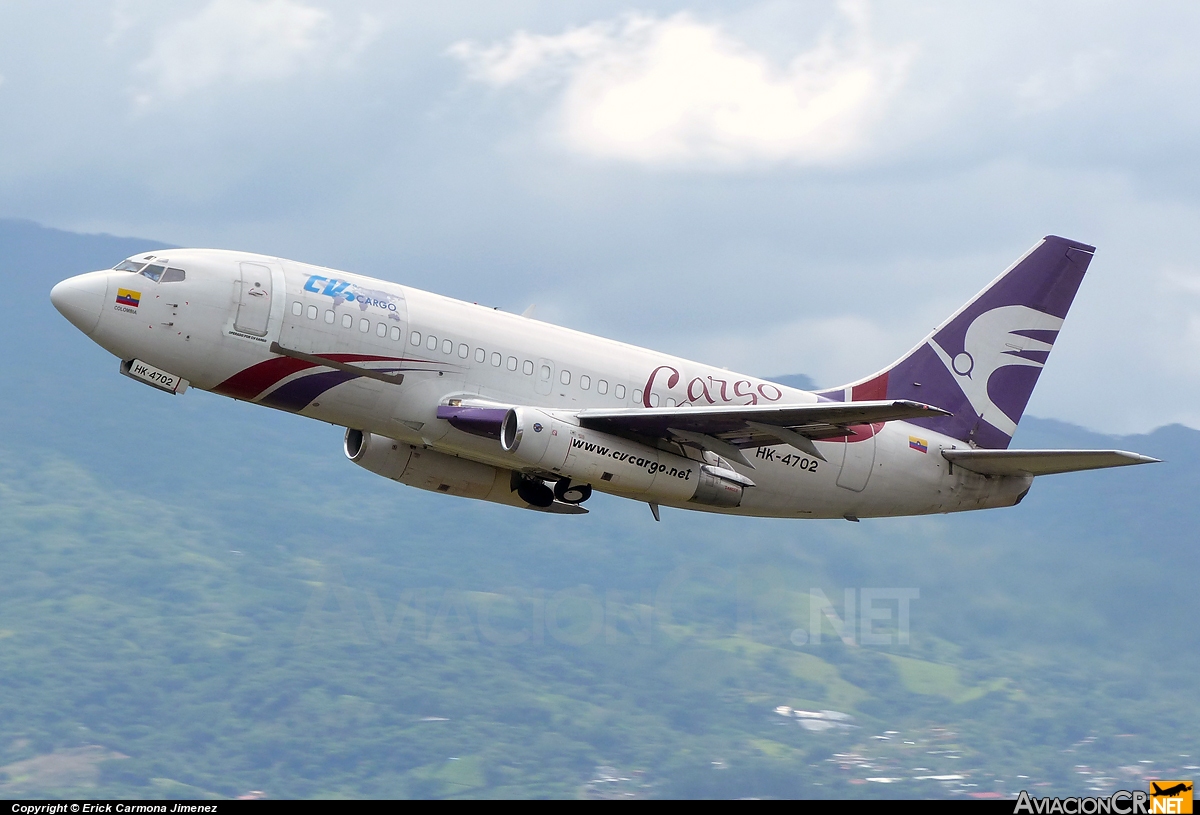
[235, 262, 275, 337]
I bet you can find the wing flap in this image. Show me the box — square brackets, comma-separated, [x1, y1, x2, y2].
[942, 448, 1160, 477]
[576, 400, 949, 446]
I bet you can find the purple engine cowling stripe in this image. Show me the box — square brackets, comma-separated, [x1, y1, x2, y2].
[436, 405, 509, 440]
[259, 370, 360, 411]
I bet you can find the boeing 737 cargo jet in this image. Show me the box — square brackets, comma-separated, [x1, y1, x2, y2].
[50, 235, 1157, 520]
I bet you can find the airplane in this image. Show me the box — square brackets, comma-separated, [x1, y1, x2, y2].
[49, 234, 1158, 521]
[1151, 782, 1193, 798]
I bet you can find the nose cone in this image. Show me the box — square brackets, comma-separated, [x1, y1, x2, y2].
[51, 271, 109, 335]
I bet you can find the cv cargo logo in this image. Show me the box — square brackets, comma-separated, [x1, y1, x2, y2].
[303, 275, 400, 313]
[642, 365, 784, 408]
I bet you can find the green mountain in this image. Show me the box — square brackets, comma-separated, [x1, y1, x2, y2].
[1, 220, 1195, 798]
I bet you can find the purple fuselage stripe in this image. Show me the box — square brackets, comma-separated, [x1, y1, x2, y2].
[259, 370, 360, 411]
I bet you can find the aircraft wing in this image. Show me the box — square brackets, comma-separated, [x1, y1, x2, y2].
[577, 400, 949, 441]
[575, 400, 949, 465]
[941, 448, 1160, 477]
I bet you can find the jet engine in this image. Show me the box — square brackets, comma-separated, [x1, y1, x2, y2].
[344, 428, 585, 513]
[499, 407, 751, 508]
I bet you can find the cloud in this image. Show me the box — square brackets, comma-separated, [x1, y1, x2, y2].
[688, 313, 903, 388]
[449, 2, 912, 168]
[132, 0, 376, 106]
[7, 2, 1200, 434]
[106, 0, 141, 46]
[1013, 50, 1116, 114]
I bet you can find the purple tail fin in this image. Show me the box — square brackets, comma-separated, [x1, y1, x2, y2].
[818, 236, 1095, 449]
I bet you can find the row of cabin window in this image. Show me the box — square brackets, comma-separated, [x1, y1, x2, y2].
[290, 301, 664, 404]
[292, 301, 403, 340]
[405, 330, 665, 403]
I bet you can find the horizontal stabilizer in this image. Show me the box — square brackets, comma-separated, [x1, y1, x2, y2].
[942, 448, 1160, 477]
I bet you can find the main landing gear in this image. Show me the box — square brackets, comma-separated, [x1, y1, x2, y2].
[554, 479, 592, 505]
[511, 473, 592, 508]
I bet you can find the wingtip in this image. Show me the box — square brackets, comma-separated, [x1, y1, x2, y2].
[1111, 450, 1162, 465]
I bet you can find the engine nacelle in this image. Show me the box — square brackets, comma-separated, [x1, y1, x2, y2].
[344, 428, 585, 513]
[500, 407, 747, 508]
[346, 428, 498, 498]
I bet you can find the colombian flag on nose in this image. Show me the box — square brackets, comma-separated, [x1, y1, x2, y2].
[116, 288, 141, 307]
[909, 436, 928, 453]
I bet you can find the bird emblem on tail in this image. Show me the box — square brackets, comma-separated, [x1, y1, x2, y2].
[929, 304, 1063, 437]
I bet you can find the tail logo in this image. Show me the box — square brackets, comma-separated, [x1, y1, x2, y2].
[929, 305, 1062, 437]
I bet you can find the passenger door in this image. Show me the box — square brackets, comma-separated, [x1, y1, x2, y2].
[235, 262, 273, 337]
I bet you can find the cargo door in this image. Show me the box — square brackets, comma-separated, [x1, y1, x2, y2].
[834, 429, 877, 492]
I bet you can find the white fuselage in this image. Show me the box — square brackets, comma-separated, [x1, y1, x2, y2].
[57, 248, 1030, 519]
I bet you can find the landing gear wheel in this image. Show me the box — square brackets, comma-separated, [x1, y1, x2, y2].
[515, 476, 555, 508]
[554, 479, 592, 505]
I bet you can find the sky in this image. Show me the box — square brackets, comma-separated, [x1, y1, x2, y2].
[2, 0, 1200, 434]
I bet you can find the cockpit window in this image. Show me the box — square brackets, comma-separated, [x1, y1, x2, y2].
[114, 256, 185, 282]
[140, 264, 166, 282]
